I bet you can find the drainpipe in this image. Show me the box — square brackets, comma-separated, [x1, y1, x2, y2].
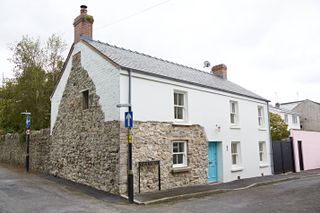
[267, 102, 274, 174]
[127, 69, 134, 203]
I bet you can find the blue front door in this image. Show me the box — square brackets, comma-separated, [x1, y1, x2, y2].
[208, 142, 218, 182]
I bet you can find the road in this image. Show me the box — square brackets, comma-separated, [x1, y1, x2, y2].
[0, 164, 319, 213]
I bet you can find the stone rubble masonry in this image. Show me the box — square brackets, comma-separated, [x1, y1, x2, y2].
[50, 56, 120, 194]
[0, 54, 209, 195]
[119, 122, 208, 194]
[0, 129, 51, 173]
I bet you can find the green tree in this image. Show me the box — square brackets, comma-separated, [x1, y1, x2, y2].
[0, 34, 66, 133]
[270, 112, 290, 141]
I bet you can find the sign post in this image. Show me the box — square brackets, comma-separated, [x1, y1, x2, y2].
[21, 112, 31, 173]
[125, 110, 134, 203]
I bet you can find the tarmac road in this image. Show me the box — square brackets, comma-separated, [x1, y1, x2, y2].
[0, 164, 319, 213]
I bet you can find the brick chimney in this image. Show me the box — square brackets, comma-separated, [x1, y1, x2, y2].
[73, 5, 94, 43]
[211, 64, 227, 80]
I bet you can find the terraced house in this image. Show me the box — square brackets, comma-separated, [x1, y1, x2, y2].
[50, 5, 272, 195]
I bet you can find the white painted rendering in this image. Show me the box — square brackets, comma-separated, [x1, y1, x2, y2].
[269, 106, 301, 130]
[120, 71, 272, 183]
[51, 42, 272, 183]
[50, 42, 120, 133]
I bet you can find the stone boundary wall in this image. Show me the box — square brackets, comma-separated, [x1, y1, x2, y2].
[0, 129, 51, 173]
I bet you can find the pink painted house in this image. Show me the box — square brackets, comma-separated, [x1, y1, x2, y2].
[290, 129, 320, 172]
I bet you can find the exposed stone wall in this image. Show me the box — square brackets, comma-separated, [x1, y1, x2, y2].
[0, 129, 51, 173]
[119, 121, 208, 194]
[51, 56, 120, 194]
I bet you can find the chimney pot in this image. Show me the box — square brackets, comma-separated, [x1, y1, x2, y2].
[211, 64, 227, 79]
[80, 5, 87, 14]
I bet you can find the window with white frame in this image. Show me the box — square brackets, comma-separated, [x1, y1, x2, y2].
[174, 92, 187, 121]
[231, 142, 241, 166]
[172, 141, 187, 167]
[259, 141, 267, 163]
[258, 106, 265, 128]
[284, 114, 288, 123]
[292, 115, 297, 124]
[230, 101, 239, 125]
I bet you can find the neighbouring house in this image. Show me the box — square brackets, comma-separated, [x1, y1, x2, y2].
[269, 104, 300, 130]
[290, 129, 320, 172]
[280, 99, 320, 131]
[50, 5, 272, 195]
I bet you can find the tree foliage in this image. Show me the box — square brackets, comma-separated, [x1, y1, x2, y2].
[270, 112, 290, 141]
[0, 34, 66, 133]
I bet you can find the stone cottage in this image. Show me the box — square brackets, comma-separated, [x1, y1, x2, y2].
[50, 5, 272, 195]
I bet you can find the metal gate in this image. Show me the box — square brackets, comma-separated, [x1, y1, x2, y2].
[272, 139, 296, 174]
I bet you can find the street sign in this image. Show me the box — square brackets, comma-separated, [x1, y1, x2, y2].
[26, 129, 31, 135]
[26, 115, 31, 129]
[125, 112, 133, 128]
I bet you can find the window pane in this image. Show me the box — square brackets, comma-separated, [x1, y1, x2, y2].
[178, 142, 184, 152]
[174, 107, 183, 119]
[175, 107, 183, 119]
[258, 117, 262, 126]
[231, 103, 236, 113]
[260, 153, 263, 161]
[177, 154, 183, 164]
[231, 143, 237, 154]
[230, 114, 235, 124]
[173, 154, 177, 164]
[173, 143, 178, 153]
[174, 93, 178, 105]
[232, 155, 237, 165]
[179, 94, 184, 106]
[258, 107, 262, 116]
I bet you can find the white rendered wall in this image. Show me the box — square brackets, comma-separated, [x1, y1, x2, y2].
[120, 72, 272, 182]
[50, 42, 120, 133]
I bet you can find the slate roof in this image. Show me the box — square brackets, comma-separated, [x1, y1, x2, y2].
[83, 38, 268, 101]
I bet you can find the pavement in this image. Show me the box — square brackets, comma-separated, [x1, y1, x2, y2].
[134, 169, 320, 205]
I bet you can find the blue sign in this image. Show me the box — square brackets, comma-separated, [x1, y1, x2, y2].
[125, 112, 133, 128]
[26, 115, 31, 129]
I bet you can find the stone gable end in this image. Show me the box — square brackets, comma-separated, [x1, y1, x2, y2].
[51, 52, 120, 194]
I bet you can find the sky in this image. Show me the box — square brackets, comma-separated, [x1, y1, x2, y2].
[1, 0, 320, 104]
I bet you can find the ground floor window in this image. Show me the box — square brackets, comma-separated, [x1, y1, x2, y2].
[259, 141, 267, 163]
[231, 141, 241, 167]
[172, 141, 187, 167]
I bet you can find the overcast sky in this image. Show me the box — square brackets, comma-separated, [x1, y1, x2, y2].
[1, 0, 320, 104]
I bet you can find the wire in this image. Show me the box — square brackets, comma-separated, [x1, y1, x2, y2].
[95, 0, 172, 31]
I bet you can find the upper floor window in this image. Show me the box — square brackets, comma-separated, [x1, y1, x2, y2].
[82, 90, 89, 110]
[292, 115, 298, 124]
[258, 106, 265, 128]
[230, 101, 239, 125]
[174, 91, 187, 121]
[172, 141, 187, 168]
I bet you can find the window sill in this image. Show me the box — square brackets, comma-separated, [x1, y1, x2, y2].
[230, 125, 241, 130]
[173, 122, 192, 126]
[258, 128, 267, 131]
[259, 163, 269, 168]
[171, 166, 191, 173]
[231, 166, 243, 172]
